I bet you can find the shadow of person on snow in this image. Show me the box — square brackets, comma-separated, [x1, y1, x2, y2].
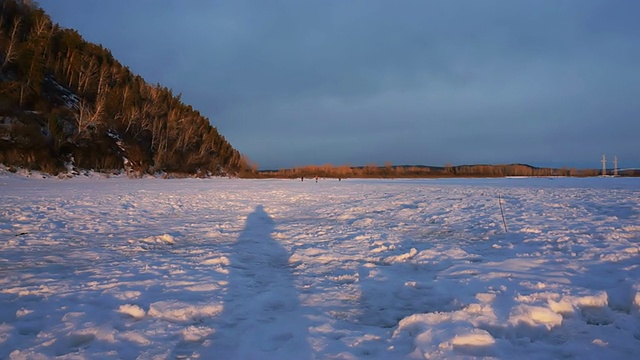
[212, 205, 311, 359]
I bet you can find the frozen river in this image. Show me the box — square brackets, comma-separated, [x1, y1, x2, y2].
[1, 174, 639, 359]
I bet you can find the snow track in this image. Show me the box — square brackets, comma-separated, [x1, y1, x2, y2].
[1, 176, 639, 359]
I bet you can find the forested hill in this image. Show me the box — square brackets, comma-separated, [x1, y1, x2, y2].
[0, 0, 250, 176]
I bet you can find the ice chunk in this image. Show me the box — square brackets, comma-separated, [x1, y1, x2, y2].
[148, 300, 223, 323]
[451, 329, 496, 346]
[509, 305, 563, 330]
[118, 304, 146, 320]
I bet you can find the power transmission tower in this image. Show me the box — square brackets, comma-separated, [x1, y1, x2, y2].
[601, 154, 607, 176]
[614, 156, 618, 176]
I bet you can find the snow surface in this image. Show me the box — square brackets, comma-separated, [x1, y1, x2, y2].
[1, 174, 640, 359]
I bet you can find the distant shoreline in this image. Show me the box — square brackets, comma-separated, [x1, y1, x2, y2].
[253, 163, 639, 179]
[3, 163, 638, 179]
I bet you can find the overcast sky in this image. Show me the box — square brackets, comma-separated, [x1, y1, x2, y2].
[38, 1, 639, 170]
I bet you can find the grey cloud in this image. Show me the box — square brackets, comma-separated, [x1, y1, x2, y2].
[38, 0, 640, 169]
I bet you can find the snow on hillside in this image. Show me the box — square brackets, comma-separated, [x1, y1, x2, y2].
[1, 175, 639, 359]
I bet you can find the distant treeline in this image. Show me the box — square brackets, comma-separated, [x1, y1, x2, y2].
[254, 163, 635, 179]
[0, 0, 249, 176]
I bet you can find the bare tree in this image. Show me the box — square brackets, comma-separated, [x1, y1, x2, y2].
[74, 96, 105, 139]
[96, 62, 110, 95]
[77, 55, 98, 94]
[1, 17, 21, 71]
[63, 48, 78, 88]
[124, 106, 140, 133]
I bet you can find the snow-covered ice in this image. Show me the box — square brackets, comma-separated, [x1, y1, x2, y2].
[1, 174, 639, 359]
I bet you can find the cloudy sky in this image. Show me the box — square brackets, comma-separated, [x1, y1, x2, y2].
[38, 1, 639, 170]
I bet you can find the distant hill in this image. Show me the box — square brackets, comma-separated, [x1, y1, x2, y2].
[618, 168, 640, 177]
[256, 163, 605, 179]
[0, 0, 250, 176]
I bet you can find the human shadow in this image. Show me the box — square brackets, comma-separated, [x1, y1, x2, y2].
[207, 205, 311, 359]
